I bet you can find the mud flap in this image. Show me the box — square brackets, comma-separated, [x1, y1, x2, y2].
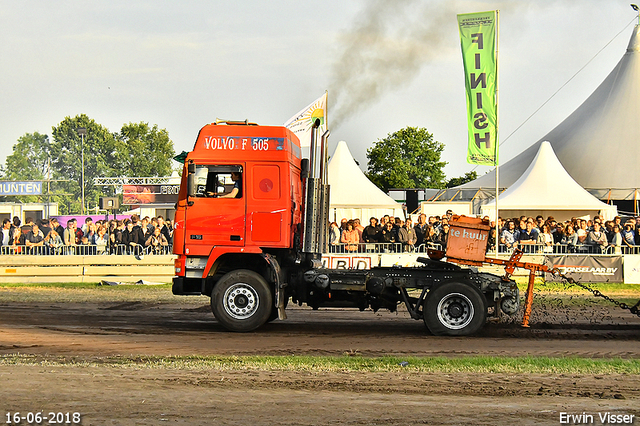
[262, 253, 287, 320]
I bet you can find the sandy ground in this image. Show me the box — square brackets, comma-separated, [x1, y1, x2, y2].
[1, 295, 639, 425]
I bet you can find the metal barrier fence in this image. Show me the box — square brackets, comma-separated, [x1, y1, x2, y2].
[495, 243, 640, 256]
[2, 241, 639, 257]
[328, 242, 639, 256]
[0, 244, 174, 256]
[329, 242, 444, 254]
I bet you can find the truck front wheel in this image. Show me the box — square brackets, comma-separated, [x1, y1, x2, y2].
[423, 282, 487, 336]
[211, 270, 273, 332]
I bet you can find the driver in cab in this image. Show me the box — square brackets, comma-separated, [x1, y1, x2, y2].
[219, 172, 242, 198]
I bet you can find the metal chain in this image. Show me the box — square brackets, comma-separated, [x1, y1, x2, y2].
[550, 268, 640, 317]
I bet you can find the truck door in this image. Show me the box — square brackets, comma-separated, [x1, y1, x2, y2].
[185, 164, 245, 248]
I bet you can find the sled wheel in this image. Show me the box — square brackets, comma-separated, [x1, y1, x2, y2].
[424, 282, 487, 336]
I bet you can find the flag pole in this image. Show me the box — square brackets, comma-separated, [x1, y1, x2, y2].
[494, 9, 500, 252]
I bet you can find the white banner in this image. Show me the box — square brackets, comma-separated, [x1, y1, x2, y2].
[623, 255, 640, 284]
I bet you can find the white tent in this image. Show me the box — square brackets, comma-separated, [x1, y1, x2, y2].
[481, 142, 617, 222]
[328, 141, 404, 222]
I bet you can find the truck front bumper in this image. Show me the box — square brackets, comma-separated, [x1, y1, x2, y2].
[172, 276, 204, 296]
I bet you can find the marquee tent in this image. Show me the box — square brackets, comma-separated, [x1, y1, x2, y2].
[480, 142, 617, 221]
[445, 24, 640, 204]
[328, 141, 404, 222]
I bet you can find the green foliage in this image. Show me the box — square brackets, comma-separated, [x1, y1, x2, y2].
[2, 114, 176, 214]
[50, 114, 117, 214]
[365, 127, 447, 191]
[0, 132, 51, 204]
[115, 122, 175, 177]
[2, 354, 639, 375]
[2, 132, 50, 180]
[446, 171, 478, 188]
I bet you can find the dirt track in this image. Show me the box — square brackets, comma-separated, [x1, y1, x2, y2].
[1, 298, 639, 425]
[1, 297, 639, 358]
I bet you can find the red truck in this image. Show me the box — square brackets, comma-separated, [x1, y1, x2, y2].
[172, 120, 520, 335]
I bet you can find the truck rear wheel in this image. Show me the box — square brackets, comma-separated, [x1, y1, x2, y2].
[211, 270, 272, 332]
[423, 282, 487, 336]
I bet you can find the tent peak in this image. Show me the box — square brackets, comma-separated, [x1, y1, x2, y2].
[328, 140, 402, 211]
[480, 141, 617, 220]
[627, 24, 640, 52]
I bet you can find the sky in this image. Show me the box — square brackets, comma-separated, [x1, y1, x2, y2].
[0, 0, 637, 181]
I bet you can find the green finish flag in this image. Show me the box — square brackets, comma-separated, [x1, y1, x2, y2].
[458, 11, 498, 166]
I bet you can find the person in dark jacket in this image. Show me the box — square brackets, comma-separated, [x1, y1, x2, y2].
[437, 223, 450, 249]
[121, 219, 141, 254]
[362, 217, 380, 243]
[378, 221, 397, 252]
[138, 217, 153, 243]
[156, 216, 172, 244]
[109, 220, 124, 254]
[50, 218, 65, 239]
[414, 214, 427, 247]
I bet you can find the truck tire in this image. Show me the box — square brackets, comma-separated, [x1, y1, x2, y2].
[423, 282, 487, 336]
[211, 270, 273, 332]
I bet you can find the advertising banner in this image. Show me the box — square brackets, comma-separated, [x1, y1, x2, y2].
[284, 92, 327, 148]
[544, 255, 623, 283]
[0, 181, 42, 196]
[122, 184, 180, 205]
[457, 11, 498, 166]
[623, 254, 640, 284]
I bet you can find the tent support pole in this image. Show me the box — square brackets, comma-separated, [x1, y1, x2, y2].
[431, 191, 445, 202]
[494, 9, 500, 252]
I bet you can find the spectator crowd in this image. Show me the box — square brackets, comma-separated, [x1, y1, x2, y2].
[3, 210, 638, 256]
[329, 211, 640, 255]
[497, 214, 640, 254]
[329, 210, 456, 253]
[0, 214, 173, 255]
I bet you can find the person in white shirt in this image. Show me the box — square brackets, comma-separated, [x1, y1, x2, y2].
[1, 219, 13, 247]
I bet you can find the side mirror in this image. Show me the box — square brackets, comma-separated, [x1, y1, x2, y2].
[187, 163, 196, 197]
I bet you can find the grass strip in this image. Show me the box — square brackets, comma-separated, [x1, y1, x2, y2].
[0, 282, 172, 289]
[0, 284, 206, 304]
[1, 354, 638, 375]
[3, 281, 638, 296]
[0, 282, 638, 310]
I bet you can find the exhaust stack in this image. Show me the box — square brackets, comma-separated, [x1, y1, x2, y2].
[302, 120, 330, 255]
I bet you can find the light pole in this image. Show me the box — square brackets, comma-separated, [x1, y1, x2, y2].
[77, 127, 87, 215]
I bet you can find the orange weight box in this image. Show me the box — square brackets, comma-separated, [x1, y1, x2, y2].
[446, 215, 490, 265]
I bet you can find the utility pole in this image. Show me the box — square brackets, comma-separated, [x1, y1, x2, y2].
[47, 157, 50, 218]
[77, 127, 87, 215]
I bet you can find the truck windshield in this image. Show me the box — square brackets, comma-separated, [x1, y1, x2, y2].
[193, 165, 242, 198]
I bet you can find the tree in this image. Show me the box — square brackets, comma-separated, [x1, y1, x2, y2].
[0, 132, 51, 204]
[50, 114, 117, 214]
[3, 115, 177, 214]
[115, 122, 175, 177]
[446, 171, 478, 188]
[2, 132, 50, 180]
[365, 127, 447, 191]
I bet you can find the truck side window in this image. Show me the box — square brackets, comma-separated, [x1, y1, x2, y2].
[194, 165, 243, 198]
